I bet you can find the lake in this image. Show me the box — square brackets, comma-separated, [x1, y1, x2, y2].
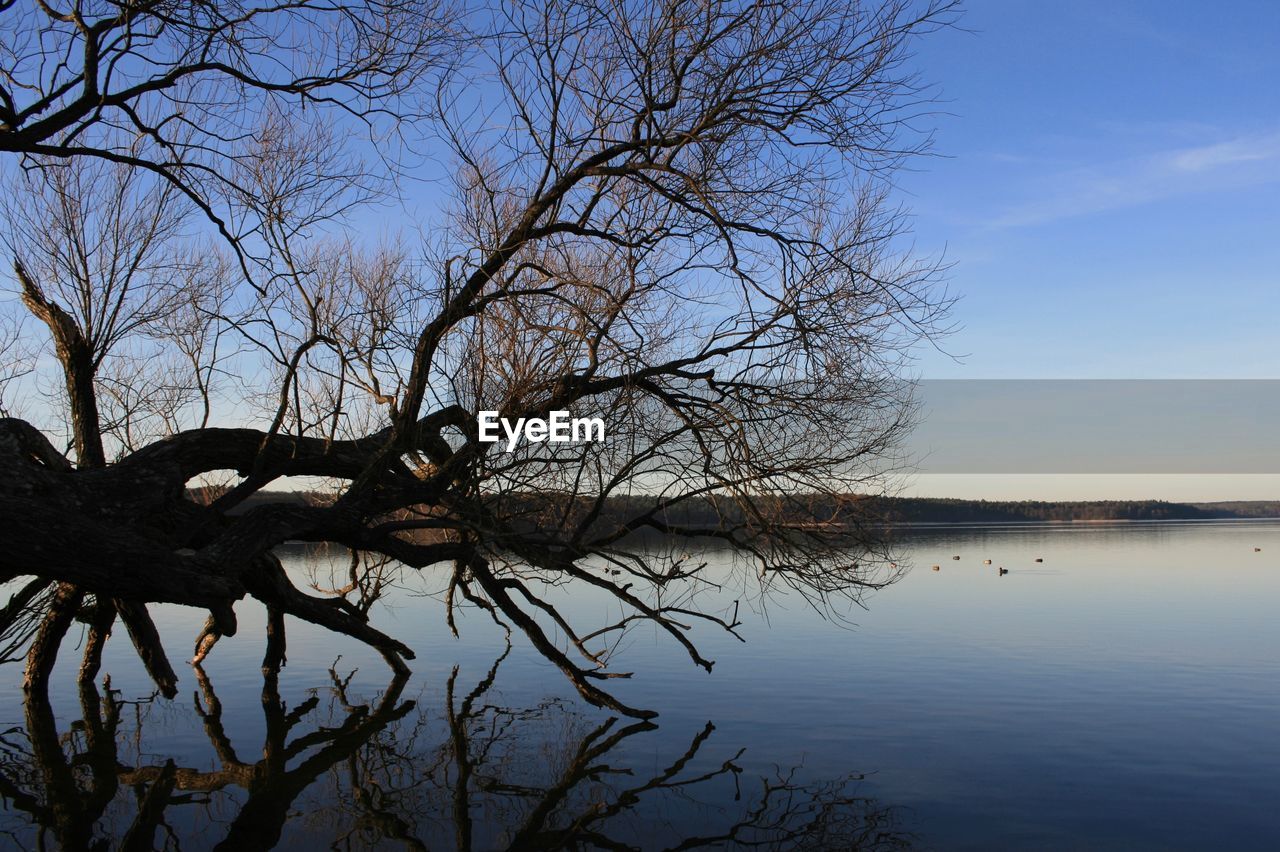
[2, 520, 1277, 849]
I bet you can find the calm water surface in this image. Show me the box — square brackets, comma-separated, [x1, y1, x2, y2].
[2, 520, 1278, 849]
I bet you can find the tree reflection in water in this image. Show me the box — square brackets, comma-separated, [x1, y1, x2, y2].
[0, 650, 912, 850]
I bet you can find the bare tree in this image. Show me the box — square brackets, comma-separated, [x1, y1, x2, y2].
[0, 0, 456, 260]
[0, 0, 956, 717]
[3, 153, 193, 462]
[0, 150, 239, 696]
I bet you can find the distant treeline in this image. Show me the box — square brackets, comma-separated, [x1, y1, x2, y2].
[1189, 501, 1280, 519]
[192, 485, 1280, 531]
[859, 497, 1280, 523]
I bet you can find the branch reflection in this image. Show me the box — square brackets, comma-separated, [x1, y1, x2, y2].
[0, 652, 913, 850]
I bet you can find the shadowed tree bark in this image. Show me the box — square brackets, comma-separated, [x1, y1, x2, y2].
[0, 0, 956, 717]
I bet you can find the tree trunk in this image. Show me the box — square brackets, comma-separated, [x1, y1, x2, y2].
[60, 339, 106, 468]
[14, 261, 105, 469]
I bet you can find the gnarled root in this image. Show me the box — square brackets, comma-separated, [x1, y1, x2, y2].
[23, 583, 84, 695]
[114, 600, 179, 699]
[78, 597, 117, 684]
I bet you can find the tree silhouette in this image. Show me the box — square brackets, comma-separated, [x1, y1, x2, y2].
[0, 0, 954, 716]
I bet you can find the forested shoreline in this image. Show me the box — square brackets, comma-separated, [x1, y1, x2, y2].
[210, 488, 1280, 528]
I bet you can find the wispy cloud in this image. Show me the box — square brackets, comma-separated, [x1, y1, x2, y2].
[984, 130, 1280, 229]
[1168, 135, 1280, 172]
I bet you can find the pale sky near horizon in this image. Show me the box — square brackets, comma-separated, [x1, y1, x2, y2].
[887, 1, 1280, 500]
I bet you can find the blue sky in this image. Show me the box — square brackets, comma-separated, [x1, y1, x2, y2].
[900, 0, 1280, 379]
[882, 1, 1280, 498]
